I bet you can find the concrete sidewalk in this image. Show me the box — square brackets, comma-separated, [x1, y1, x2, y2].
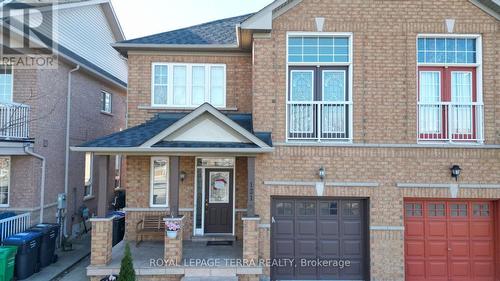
[23, 233, 91, 281]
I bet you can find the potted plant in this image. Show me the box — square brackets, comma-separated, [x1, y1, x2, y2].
[166, 221, 181, 238]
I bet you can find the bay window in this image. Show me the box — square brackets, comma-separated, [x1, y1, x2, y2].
[417, 36, 483, 143]
[152, 63, 226, 108]
[287, 34, 352, 141]
[150, 157, 168, 207]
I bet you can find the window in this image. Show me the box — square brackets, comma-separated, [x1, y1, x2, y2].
[0, 66, 13, 103]
[428, 203, 445, 216]
[405, 203, 422, 217]
[473, 203, 489, 217]
[417, 36, 483, 143]
[287, 34, 352, 142]
[152, 63, 226, 107]
[0, 157, 10, 206]
[320, 201, 338, 216]
[114, 155, 121, 189]
[450, 203, 467, 217]
[84, 153, 93, 198]
[101, 91, 112, 113]
[297, 201, 316, 216]
[150, 157, 168, 207]
[343, 201, 360, 216]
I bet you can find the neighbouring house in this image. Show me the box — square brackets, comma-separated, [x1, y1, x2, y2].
[76, 0, 500, 280]
[0, 0, 127, 238]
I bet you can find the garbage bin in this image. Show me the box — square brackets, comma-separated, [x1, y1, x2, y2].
[0, 246, 17, 281]
[2, 232, 42, 280]
[28, 223, 60, 268]
[107, 212, 125, 246]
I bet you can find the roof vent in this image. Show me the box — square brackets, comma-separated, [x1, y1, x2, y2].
[315, 17, 325, 32]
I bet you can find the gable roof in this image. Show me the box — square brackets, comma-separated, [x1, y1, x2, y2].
[73, 103, 273, 154]
[470, 0, 500, 19]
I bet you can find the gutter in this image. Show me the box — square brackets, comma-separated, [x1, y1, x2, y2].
[64, 65, 80, 236]
[24, 146, 46, 224]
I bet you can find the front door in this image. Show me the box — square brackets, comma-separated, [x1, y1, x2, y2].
[204, 169, 233, 234]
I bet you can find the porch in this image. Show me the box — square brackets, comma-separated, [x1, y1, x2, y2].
[86, 240, 263, 277]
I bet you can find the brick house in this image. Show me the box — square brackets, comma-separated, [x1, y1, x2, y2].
[77, 0, 500, 280]
[0, 0, 127, 237]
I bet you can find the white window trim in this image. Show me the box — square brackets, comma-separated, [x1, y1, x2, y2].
[84, 153, 93, 199]
[101, 90, 112, 114]
[151, 63, 227, 108]
[416, 34, 483, 144]
[0, 65, 14, 104]
[285, 32, 354, 143]
[0, 156, 10, 207]
[150, 157, 169, 208]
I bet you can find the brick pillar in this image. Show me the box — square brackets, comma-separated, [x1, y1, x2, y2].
[242, 217, 260, 262]
[164, 216, 184, 264]
[90, 217, 114, 266]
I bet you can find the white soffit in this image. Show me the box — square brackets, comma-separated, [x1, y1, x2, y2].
[164, 113, 251, 143]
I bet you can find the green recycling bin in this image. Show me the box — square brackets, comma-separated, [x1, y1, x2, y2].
[0, 246, 17, 281]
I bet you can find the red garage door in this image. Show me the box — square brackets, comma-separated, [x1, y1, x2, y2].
[404, 200, 496, 281]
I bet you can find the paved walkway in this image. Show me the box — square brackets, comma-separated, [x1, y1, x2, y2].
[24, 233, 91, 281]
[56, 256, 90, 281]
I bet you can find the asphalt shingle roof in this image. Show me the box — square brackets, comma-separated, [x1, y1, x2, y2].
[78, 112, 272, 148]
[119, 13, 254, 45]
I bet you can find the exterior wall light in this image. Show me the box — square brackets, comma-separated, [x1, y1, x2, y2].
[318, 166, 326, 181]
[180, 171, 186, 182]
[450, 165, 461, 181]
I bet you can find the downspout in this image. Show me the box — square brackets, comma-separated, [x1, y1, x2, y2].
[64, 65, 80, 236]
[24, 146, 45, 224]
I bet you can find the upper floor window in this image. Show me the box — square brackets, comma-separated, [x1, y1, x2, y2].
[152, 63, 226, 108]
[417, 35, 483, 143]
[101, 91, 112, 113]
[0, 66, 13, 104]
[287, 34, 352, 142]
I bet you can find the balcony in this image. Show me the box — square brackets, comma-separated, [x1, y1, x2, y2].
[418, 102, 483, 143]
[0, 103, 30, 140]
[287, 101, 351, 141]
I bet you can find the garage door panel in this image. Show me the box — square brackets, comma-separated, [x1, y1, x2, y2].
[406, 221, 425, 238]
[449, 261, 471, 279]
[449, 241, 470, 257]
[472, 261, 495, 278]
[426, 241, 447, 258]
[296, 240, 316, 257]
[318, 240, 339, 257]
[406, 261, 426, 278]
[427, 261, 448, 278]
[275, 219, 294, 237]
[342, 240, 362, 257]
[318, 262, 340, 280]
[470, 241, 494, 258]
[448, 221, 469, 238]
[296, 220, 316, 236]
[273, 239, 294, 257]
[470, 221, 493, 237]
[426, 221, 446, 238]
[318, 220, 339, 236]
[342, 220, 362, 236]
[295, 260, 317, 280]
[406, 241, 425, 258]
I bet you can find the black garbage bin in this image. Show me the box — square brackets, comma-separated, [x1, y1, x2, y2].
[29, 223, 60, 268]
[2, 231, 42, 280]
[107, 212, 125, 246]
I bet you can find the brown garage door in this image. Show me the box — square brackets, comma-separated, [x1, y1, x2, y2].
[271, 197, 368, 281]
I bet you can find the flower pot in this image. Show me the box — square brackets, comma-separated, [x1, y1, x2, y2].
[166, 230, 178, 239]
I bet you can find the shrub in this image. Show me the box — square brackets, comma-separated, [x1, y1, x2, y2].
[117, 243, 135, 281]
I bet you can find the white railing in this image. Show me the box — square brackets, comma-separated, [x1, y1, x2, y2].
[0, 103, 30, 139]
[287, 101, 351, 141]
[0, 212, 31, 241]
[418, 102, 483, 143]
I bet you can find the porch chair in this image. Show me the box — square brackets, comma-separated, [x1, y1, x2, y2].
[135, 215, 165, 246]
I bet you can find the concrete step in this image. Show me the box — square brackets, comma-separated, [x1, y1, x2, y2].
[191, 235, 236, 242]
[181, 277, 238, 281]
